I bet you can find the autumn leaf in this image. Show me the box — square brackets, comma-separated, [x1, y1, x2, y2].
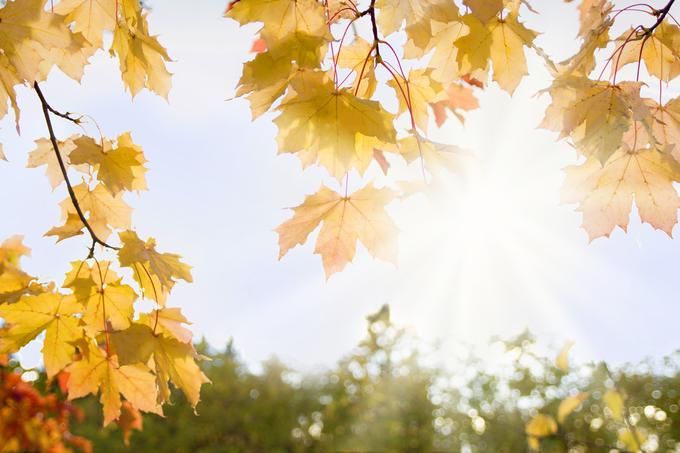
[56, 183, 132, 241]
[455, 13, 537, 93]
[65, 343, 163, 426]
[562, 147, 680, 240]
[274, 71, 396, 179]
[427, 20, 468, 85]
[276, 184, 398, 278]
[111, 323, 210, 408]
[336, 37, 377, 99]
[110, 8, 172, 98]
[0, 292, 83, 378]
[118, 230, 192, 305]
[541, 77, 652, 164]
[376, 0, 431, 37]
[0, 0, 74, 82]
[463, 0, 503, 24]
[388, 69, 446, 133]
[138, 308, 193, 344]
[613, 23, 680, 82]
[27, 135, 85, 189]
[69, 133, 148, 194]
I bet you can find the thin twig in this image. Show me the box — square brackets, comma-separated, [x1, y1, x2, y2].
[34, 82, 119, 255]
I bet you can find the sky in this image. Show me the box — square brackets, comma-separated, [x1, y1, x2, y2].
[1, 0, 680, 373]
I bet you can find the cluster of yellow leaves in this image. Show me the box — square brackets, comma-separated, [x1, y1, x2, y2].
[0, 0, 172, 126]
[544, 0, 680, 240]
[0, 0, 206, 435]
[0, 233, 208, 427]
[227, 0, 546, 276]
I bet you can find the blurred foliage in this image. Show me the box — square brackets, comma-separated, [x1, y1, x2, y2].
[0, 353, 90, 452]
[25, 306, 680, 452]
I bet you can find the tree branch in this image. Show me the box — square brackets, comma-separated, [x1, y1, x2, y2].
[34, 82, 118, 256]
[648, 0, 676, 34]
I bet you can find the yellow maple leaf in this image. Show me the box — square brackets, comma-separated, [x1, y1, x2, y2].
[336, 37, 377, 99]
[557, 392, 589, 424]
[562, 147, 680, 240]
[117, 230, 192, 305]
[65, 343, 163, 426]
[274, 71, 396, 179]
[276, 184, 398, 278]
[542, 77, 652, 164]
[0, 236, 37, 304]
[0, 292, 83, 378]
[57, 183, 132, 241]
[64, 260, 136, 335]
[464, 0, 503, 24]
[111, 323, 210, 408]
[27, 135, 86, 189]
[403, 0, 459, 58]
[0, 0, 74, 82]
[138, 308, 193, 344]
[614, 23, 680, 82]
[455, 13, 536, 93]
[69, 133, 147, 194]
[227, 0, 327, 41]
[388, 69, 446, 133]
[55, 0, 119, 47]
[110, 8, 172, 98]
[427, 20, 468, 85]
[375, 0, 431, 37]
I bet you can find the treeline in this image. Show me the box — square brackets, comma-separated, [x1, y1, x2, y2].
[60, 306, 679, 453]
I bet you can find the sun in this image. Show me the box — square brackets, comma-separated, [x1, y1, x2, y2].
[391, 114, 593, 349]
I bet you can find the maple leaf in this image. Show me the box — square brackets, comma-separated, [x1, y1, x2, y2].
[652, 97, 680, 162]
[0, 236, 37, 304]
[63, 260, 137, 335]
[376, 0, 430, 37]
[613, 24, 680, 82]
[111, 323, 210, 408]
[118, 230, 192, 305]
[56, 183, 132, 241]
[464, 0, 503, 24]
[0, 0, 74, 82]
[562, 147, 680, 240]
[541, 77, 653, 164]
[276, 184, 398, 278]
[403, 0, 459, 58]
[336, 37, 377, 99]
[65, 343, 163, 426]
[69, 133, 148, 194]
[45, 213, 86, 242]
[427, 20, 468, 85]
[0, 292, 83, 378]
[27, 135, 86, 189]
[569, 0, 612, 38]
[138, 308, 193, 344]
[110, 8, 172, 98]
[388, 69, 446, 133]
[455, 13, 537, 93]
[227, 0, 328, 41]
[55, 0, 119, 47]
[274, 71, 396, 179]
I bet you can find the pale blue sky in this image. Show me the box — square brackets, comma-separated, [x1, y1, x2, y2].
[1, 0, 679, 372]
